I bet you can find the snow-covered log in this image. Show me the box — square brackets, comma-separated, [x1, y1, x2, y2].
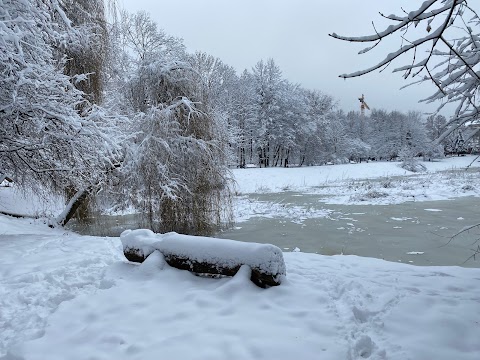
[121, 229, 286, 288]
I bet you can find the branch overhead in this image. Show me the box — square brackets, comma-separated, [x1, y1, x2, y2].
[331, 0, 479, 125]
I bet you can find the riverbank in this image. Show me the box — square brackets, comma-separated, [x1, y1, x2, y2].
[0, 215, 479, 360]
[232, 155, 480, 195]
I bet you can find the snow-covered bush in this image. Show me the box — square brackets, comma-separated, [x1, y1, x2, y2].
[400, 159, 427, 173]
[423, 144, 445, 162]
[380, 178, 395, 189]
[398, 147, 426, 173]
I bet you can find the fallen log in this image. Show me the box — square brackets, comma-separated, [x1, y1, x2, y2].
[121, 229, 286, 288]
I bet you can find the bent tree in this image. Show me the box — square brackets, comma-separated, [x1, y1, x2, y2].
[330, 0, 479, 141]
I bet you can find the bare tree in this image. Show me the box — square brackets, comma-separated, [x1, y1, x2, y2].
[330, 1, 479, 141]
[120, 10, 184, 64]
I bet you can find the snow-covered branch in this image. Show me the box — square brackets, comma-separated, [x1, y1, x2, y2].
[331, 0, 480, 127]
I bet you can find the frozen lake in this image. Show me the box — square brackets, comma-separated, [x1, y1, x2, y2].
[220, 193, 480, 267]
[69, 194, 480, 268]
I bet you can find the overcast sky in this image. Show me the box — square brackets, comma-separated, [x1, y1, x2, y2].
[121, 0, 448, 116]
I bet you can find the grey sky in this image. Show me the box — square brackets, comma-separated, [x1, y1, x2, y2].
[121, 0, 447, 116]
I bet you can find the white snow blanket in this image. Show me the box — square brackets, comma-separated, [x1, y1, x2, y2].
[121, 229, 286, 281]
[233, 155, 480, 195]
[0, 215, 479, 359]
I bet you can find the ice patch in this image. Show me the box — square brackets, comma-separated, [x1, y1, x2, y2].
[235, 196, 331, 224]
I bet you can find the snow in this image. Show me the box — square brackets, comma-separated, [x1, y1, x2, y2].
[0, 184, 64, 218]
[1, 216, 479, 359]
[0, 216, 122, 358]
[232, 156, 480, 195]
[1, 156, 480, 359]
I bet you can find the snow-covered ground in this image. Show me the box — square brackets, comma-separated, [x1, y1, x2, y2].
[233, 156, 480, 195]
[1, 156, 480, 359]
[0, 215, 479, 360]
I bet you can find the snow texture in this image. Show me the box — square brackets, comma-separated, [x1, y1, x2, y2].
[1, 215, 479, 359]
[0, 184, 64, 218]
[233, 156, 480, 195]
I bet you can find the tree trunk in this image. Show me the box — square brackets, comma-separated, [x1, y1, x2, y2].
[239, 146, 246, 168]
[0, 210, 38, 219]
[273, 145, 281, 167]
[284, 148, 290, 168]
[53, 186, 93, 227]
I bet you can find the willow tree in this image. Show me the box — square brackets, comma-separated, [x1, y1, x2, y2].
[58, 0, 108, 104]
[56, 1, 108, 221]
[116, 11, 233, 235]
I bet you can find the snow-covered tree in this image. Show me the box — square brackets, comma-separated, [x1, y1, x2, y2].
[187, 52, 238, 165]
[330, 1, 480, 139]
[230, 70, 258, 168]
[251, 59, 286, 167]
[0, 0, 120, 223]
[426, 114, 447, 141]
[111, 12, 232, 235]
[323, 111, 349, 162]
[344, 111, 368, 143]
[59, 0, 108, 105]
[297, 90, 335, 165]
